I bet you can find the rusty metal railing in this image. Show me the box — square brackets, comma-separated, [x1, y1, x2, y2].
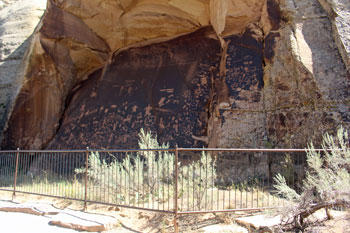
[0, 147, 319, 232]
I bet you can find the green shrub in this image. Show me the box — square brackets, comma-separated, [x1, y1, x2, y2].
[137, 128, 175, 190]
[76, 128, 217, 209]
[179, 151, 216, 209]
[274, 126, 350, 230]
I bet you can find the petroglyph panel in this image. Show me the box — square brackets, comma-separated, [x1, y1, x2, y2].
[47, 27, 221, 149]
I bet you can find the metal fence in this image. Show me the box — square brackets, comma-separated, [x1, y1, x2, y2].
[0, 147, 312, 231]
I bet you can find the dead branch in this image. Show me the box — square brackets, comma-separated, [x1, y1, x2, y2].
[298, 199, 350, 219]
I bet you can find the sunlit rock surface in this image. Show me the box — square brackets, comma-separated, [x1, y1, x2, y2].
[318, 0, 350, 71]
[0, 0, 46, 142]
[264, 0, 350, 147]
[0, 0, 349, 149]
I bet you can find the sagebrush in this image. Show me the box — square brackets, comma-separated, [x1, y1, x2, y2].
[274, 126, 350, 230]
[76, 129, 217, 209]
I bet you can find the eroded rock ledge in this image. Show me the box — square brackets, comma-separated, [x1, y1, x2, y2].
[1, 0, 349, 150]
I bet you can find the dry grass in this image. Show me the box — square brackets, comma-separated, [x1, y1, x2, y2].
[178, 187, 287, 212]
[1, 175, 287, 213]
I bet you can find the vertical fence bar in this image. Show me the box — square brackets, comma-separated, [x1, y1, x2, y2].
[174, 146, 179, 233]
[0, 148, 312, 217]
[12, 148, 20, 199]
[84, 147, 89, 211]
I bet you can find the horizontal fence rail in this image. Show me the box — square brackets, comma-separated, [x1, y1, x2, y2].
[176, 148, 307, 214]
[0, 147, 335, 231]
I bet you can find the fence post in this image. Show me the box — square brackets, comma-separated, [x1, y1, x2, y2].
[12, 148, 19, 199]
[84, 147, 89, 211]
[174, 145, 179, 233]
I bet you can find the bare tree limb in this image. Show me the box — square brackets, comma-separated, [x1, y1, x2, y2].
[298, 199, 350, 220]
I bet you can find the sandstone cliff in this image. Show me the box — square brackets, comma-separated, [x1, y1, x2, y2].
[0, 0, 349, 149]
[0, 0, 46, 143]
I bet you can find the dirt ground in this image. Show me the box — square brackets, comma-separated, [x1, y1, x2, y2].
[1, 190, 349, 233]
[0, 191, 249, 232]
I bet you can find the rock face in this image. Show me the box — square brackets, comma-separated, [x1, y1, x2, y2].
[0, 0, 46, 143]
[318, 0, 350, 71]
[264, 0, 350, 148]
[0, 0, 349, 150]
[48, 27, 221, 149]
